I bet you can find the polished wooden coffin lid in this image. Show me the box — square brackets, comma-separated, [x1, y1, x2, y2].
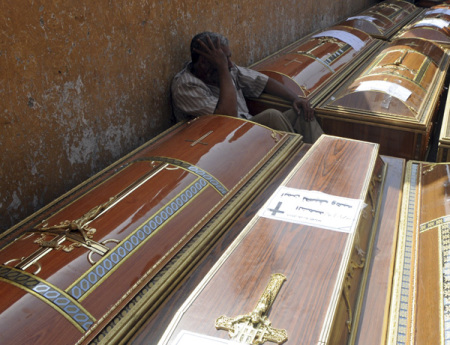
[246, 25, 382, 111]
[0, 116, 304, 344]
[158, 135, 387, 345]
[319, 38, 448, 120]
[315, 37, 450, 158]
[388, 161, 450, 345]
[394, 4, 450, 48]
[339, 0, 422, 40]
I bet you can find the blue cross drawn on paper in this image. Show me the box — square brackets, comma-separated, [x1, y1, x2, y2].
[269, 201, 284, 216]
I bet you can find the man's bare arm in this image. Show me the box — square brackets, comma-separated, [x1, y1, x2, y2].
[264, 77, 314, 121]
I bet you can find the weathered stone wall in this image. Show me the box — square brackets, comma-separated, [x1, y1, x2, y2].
[0, 0, 376, 232]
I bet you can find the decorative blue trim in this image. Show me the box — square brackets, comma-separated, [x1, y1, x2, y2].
[126, 157, 228, 196]
[397, 163, 418, 345]
[68, 178, 208, 301]
[0, 265, 95, 332]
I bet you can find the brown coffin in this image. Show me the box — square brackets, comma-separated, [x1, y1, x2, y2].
[245, 25, 382, 113]
[157, 135, 387, 345]
[338, 0, 422, 40]
[128, 155, 405, 345]
[387, 161, 450, 345]
[438, 89, 450, 162]
[394, 4, 450, 48]
[246, 25, 382, 112]
[0, 115, 304, 344]
[315, 37, 450, 160]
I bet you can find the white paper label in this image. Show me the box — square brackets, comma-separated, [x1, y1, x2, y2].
[425, 8, 450, 16]
[312, 30, 365, 51]
[173, 331, 240, 345]
[413, 18, 449, 29]
[347, 15, 377, 22]
[260, 187, 363, 233]
[356, 80, 412, 102]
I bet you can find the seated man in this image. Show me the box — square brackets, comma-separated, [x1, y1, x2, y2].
[171, 31, 323, 143]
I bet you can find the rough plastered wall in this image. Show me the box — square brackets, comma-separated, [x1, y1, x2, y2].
[0, 0, 376, 232]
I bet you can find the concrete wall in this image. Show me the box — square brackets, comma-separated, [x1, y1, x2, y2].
[0, 0, 376, 232]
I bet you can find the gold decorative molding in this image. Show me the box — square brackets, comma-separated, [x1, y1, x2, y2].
[343, 251, 366, 333]
[7, 197, 118, 273]
[215, 273, 288, 345]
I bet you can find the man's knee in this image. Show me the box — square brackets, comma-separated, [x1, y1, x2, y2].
[262, 108, 283, 118]
[253, 109, 294, 132]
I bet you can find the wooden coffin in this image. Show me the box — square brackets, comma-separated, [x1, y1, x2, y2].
[129, 143, 313, 344]
[315, 37, 450, 160]
[0, 115, 305, 345]
[129, 155, 405, 345]
[245, 25, 382, 112]
[437, 88, 450, 162]
[394, 4, 450, 48]
[338, 0, 422, 40]
[387, 161, 450, 345]
[246, 25, 382, 113]
[157, 135, 387, 345]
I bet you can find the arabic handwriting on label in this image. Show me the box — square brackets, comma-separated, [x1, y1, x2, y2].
[261, 187, 363, 233]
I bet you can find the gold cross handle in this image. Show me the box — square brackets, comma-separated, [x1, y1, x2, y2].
[7, 197, 119, 273]
[33, 196, 118, 239]
[12, 231, 112, 273]
[5, 162, 171, 274]
[215, 273, 288, 345]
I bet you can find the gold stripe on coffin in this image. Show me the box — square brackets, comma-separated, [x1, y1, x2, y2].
[387, 161, 450, 345]
[157, 135, 387, 345]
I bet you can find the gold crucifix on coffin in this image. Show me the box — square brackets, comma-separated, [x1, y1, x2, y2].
[6, 196, 118, 274]
[5, 163, 170, 274]
[215, 273, 288, 345]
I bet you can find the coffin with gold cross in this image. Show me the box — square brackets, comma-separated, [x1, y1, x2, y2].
[387, 161, 450, 345]
[393, 4, 450, 48]
[247, 26, 381, 114]
[156, 135, 388, 345]
[315, 37, 450, 160]
[0, 115, 305, 345]
[245, 24, 382, 113]
[338, 0, 422, 40]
